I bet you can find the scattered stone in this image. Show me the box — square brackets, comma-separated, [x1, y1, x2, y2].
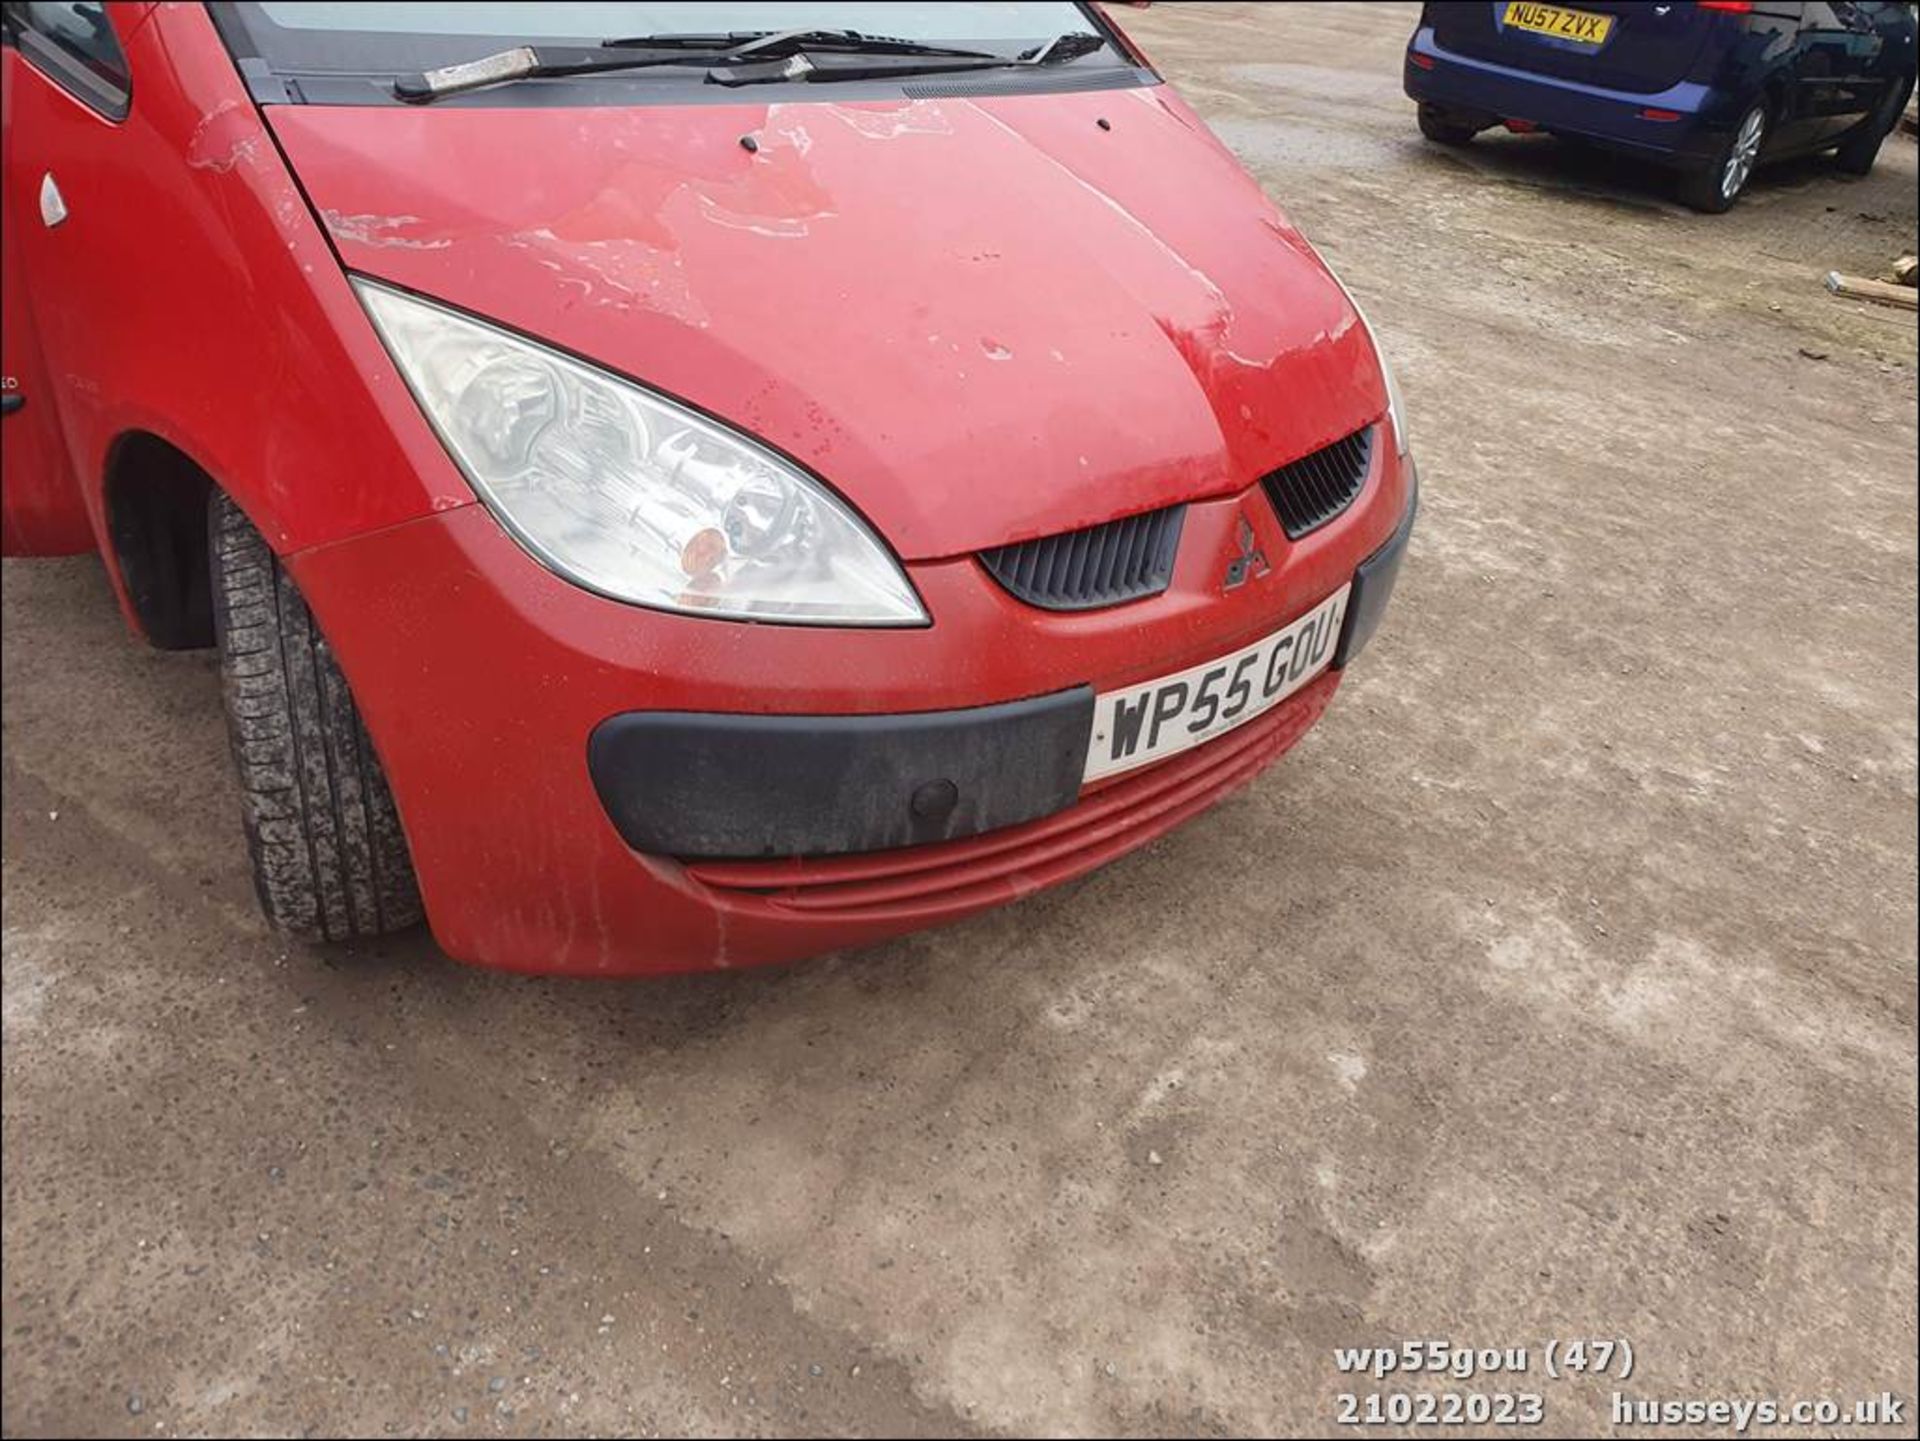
[1147, 1150, 1164, 1166]
[808, 1364, 823, 1377]
[453, 1407, 468, 1424]
[488, 1376, 508, 1393]
[127, 1394, 144, 1415]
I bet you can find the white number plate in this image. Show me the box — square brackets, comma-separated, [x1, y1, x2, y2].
[1083, 585, 1349, 782]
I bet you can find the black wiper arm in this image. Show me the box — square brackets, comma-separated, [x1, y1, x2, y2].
[708, 32, 1110, 88]
[394, 28, 974, 102]
[393, 29, 1102, 102]
[394, 44, 705, 102]
[603, 28, 1000, 61]
[1018, 32, 1107, 65]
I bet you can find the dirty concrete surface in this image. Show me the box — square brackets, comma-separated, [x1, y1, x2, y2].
[4, 3, 1916, 1436]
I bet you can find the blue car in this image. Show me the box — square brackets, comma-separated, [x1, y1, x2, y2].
[1405, 1, 1919, 210]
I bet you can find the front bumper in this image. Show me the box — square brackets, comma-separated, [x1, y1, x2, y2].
[289, 446, 1414, 975]
[589, 473, 1418, 863]
[1404, 25, 1728, 161]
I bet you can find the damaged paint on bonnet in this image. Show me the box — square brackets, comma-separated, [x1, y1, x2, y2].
[267, 84, 1385, 561]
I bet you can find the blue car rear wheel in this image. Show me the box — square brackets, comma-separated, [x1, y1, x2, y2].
[1679, 102, 1766, 214]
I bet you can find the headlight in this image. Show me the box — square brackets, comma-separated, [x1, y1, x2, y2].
[353, 279, 926, 626]
[1369, 322, 1409, 459]
[1309, 256, 1409, 458]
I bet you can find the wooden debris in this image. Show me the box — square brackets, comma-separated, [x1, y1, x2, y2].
[1824, 270, 1919, 311]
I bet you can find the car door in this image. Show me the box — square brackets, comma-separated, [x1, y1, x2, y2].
[1850, 1, 1919, 119]
[0, 3, 129, 555]
[1736, 2, 1820, 156]
[1794, 2, 1890, 142]
[1, 1, 143, 557]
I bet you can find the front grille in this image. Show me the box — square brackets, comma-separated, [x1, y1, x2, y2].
[1262, 425, 1374, 539]
[979, 505, 1185, 612]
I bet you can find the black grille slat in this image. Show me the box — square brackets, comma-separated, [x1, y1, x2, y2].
[1068, 528, 1094, 596]
[1119, 514, 1150, 589]
[1262, 425, 1374, 539]
[1302, 452, 1328, 514]
[979, 504, 1187, 612]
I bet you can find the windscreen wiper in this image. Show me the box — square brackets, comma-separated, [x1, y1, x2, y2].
[395, 45, 706, 102]
[394, 29, 1104, 102]
[708, 31, 1109, 87]
[601, 28, 1003, 61]
[394, 27, 1004, 103]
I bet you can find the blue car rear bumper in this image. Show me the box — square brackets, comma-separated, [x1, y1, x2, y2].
[1404, 25, 1729, 163]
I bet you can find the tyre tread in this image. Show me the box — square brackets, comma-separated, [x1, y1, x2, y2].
[210, 492, 422, 941]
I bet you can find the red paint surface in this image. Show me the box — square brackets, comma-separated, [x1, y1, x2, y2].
[269, 85, 1386, 559]
[5, 4, 1410, 973]
[1, 3, 473, 587]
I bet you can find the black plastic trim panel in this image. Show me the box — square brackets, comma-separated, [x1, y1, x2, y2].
[1332, 467, 1417, 669]
[1263, 425, 1374, 540]
[979, 505, 1186, 612]
[589, 687, 1095, 859]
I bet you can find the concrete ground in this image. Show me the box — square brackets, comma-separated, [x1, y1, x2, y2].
[4, 4, 1916, 1436]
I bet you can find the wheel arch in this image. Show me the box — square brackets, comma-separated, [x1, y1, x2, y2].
[100, 430, 289, 654]
[1758, 73, 1791, 141]
[99, 430, 221, 650]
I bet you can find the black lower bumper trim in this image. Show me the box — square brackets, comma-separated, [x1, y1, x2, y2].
[1333, 467, 1417, 669]
[589, 687, 1095, 860]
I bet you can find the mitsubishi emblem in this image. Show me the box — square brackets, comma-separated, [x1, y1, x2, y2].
[1223, 513, 1270, 590]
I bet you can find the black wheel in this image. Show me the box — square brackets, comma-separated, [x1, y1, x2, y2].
[1832, 76, 1913, 177]
[1678, 101, 1766, 213]
[209, 490, 423, 941]
[1418, 103, 1479, 147]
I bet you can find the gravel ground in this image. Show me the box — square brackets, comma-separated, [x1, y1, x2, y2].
[4, 3, 1916, 1436]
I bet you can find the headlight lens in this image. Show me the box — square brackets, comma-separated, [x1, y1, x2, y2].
[354, 279, 926, 626]
[1309, 255, 1409, 458]
[1372, 325, 1409, 459]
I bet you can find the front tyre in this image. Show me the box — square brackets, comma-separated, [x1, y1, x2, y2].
[1679, 102, 1766, 213]
[209, 491, 423, 941]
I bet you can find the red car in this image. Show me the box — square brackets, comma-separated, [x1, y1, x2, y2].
[1, 1, 1416, 976]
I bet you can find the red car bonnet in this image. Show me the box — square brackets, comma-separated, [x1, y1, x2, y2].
[268, 85, 1385, 561]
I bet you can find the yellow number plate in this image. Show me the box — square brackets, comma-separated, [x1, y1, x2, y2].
[1503, 1, 1614, 45]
